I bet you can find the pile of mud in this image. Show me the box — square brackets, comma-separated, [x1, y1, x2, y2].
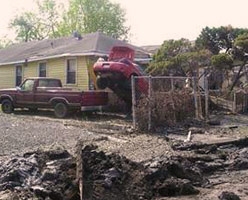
[0, 141, 246, 200]
[0, 150, 78, 200]
[81, 145, 203, 200]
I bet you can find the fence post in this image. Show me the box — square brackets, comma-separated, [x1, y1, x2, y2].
[170, 74, 174, 91]
[148, 76, 152, 131]
[131, 75, 136, 129]
[193, 76, 199, 120]
[204, 76, 209, 120]
[233, 92, 236, 113]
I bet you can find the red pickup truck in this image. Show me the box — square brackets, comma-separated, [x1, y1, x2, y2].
[93, 46, 148, 108]
[0, 78, 108, 118]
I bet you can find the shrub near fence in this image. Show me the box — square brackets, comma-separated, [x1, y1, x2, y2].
[132, 76, 201, 130]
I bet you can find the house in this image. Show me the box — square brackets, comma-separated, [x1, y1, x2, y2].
[141, 45, 161, 55]
[0, 32, 150, 90]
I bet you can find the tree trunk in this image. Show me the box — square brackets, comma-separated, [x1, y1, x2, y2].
[230, 61, 247, 92]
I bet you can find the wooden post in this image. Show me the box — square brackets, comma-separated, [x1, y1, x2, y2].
[148, 76, 152, 131]
[204, 76, 209, 120]
[233, 92, 236, 113]
[170, 74, 174, 91]
[76, 143, 83, 200]
[193, 77, 199, 120]
[131, 75, 136, 129]
[196, 68, 203, 119]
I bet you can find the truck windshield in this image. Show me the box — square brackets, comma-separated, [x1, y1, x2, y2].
[38, 80, 61, 87]
[21, 79, 35, 91]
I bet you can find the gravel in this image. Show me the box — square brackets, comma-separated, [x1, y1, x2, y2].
[0, 112, 96, 156]
[0, 111, 175, 163]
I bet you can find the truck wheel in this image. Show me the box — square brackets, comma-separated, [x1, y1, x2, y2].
[54, 103, 68, 118]
[96, 77, 108, 89]
[1, 99, 14, 114]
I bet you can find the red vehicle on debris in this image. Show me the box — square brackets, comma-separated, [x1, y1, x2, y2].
[0, 78, 108, 118]
[93, 46, 148, 107]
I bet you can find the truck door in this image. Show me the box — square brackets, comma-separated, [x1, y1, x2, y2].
[16, 79, 35, 105]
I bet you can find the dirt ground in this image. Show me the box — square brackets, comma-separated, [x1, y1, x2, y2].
[1, 110, 248, 199]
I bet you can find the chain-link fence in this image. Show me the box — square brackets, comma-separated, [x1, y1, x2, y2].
[131, 76, 210, 130]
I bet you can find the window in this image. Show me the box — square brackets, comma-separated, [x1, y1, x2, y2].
[21, 79, 35, 91]
[16, 65, 22, 86]
[39, 63, 46, 77]
[38, 79, 61, 87]
[66, 59, 76, 84]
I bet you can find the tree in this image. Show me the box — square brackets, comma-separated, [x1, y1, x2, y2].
[37, 0, 61, 38]
[146, 38, 211, 76]
[0, 36, 13, 49]
[10, 0, 129, 42]
[58, 0, 129, 39]
[196, 26, 248, 55]
[10, 0, 61, 42]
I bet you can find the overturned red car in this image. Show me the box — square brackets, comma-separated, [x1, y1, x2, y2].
[93, 46, 148, 107]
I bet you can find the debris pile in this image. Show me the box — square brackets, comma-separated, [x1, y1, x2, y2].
[0, 149, 78, 200]
[136, 90, 194, 129]
[1, 140, 247, 200]
[80, 145, 203, 200]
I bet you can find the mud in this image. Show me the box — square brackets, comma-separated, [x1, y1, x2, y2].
[1, 137, 248, 200]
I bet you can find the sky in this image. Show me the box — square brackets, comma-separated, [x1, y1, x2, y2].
[1, 0, 248, 46]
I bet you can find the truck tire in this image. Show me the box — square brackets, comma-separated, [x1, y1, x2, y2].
[1, 99, 14, 114]
[96, 77, 108, 89]
[54, 102, 68, 118]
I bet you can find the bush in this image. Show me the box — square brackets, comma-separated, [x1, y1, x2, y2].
[136, 89, 194, 130]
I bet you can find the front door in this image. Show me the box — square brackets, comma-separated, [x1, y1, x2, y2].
[16, 79, 35, 105]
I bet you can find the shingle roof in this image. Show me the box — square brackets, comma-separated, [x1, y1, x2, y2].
[141, 45, 161, 55]
[0, 32, 150, 66]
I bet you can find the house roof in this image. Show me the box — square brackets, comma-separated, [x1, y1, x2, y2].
[0, 32, 150, 66]
[141, 45, 161, 55]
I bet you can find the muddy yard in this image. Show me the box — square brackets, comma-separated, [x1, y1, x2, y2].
[1, 110, 248, 200]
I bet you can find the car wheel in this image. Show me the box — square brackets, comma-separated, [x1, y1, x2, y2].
[54, 102, 68, 118]
[1, 99, 14, 114]
[96, 76, 108, 89]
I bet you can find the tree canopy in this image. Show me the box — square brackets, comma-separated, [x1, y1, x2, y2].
[9, 0, 129, 42]
[146, 38, 211, 76]
[196, 26, 248, 55]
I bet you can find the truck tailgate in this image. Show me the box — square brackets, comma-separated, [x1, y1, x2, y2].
[81, 91, 108, 106]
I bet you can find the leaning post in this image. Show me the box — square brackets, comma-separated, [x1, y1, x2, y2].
[148, 76, 152, 131]
[204, 75, 209, 120]
[193, 76, 199, 120]
[131, 75, 136, 129]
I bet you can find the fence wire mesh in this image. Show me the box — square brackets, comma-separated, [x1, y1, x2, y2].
[132, 76, 204, 130]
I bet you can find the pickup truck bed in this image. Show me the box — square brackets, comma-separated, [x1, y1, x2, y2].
[0, 78, 108, 118]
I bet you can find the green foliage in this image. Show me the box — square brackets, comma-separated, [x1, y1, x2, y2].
[211, 53, 233, 70]
[0, 37, 13, 49]
[58, 0, 129, 39]
[147, 39, 211, 76]
[196, 25, 248, 54]
[10, 12, 44, 42]
[234, 33, 248, 54]
[9, 0, 129, 42]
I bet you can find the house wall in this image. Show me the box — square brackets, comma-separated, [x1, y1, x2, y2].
[0, 56, 89, 91]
